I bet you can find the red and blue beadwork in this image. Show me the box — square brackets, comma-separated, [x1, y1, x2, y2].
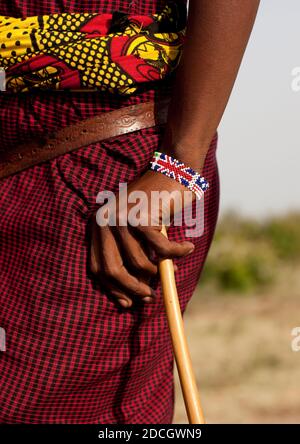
[150, 151, 209, 200]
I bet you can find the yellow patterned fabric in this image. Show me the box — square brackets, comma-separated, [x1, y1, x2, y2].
[0, 2, 186, 94]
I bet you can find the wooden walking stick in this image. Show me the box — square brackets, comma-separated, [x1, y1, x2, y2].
[159, 225, 205, 424]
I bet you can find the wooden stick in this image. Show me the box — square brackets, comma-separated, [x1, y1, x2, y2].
[159, 225, 205, 424]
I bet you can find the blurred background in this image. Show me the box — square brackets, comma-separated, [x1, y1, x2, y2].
[175, 0, 300, 423]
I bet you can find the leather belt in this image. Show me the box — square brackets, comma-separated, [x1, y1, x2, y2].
[0, 98, 171, 180]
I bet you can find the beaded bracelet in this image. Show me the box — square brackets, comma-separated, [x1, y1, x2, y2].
[149, 151, 209, 200]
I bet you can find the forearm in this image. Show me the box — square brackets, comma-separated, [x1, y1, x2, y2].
[161, 0, 260, 171]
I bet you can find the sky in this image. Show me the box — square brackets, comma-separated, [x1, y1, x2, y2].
[215, 0, 300, 217]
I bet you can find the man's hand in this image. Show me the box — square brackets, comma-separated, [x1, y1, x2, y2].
[89, 171, 195, 308]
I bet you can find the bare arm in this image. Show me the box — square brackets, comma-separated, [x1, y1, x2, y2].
[162, 0, 260, 171]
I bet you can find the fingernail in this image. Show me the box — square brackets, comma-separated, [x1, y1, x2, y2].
[187, 244, 195, 254]
[119, 299, 129, 308]
[143, 296, 154, 303]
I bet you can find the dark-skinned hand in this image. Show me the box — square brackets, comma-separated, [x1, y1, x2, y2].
[90, 170, 195, 308]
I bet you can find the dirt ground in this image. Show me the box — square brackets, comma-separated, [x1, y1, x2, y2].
[173, 264, 300, 424]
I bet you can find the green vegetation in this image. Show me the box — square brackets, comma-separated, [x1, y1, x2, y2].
[201, 212, 300, 292]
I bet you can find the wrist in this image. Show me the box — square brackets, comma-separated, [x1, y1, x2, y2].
[160, 129, 212, 172]
[160, 141, 209, 173]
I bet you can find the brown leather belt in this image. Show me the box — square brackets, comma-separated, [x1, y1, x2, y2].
[0, 98, 170, 180]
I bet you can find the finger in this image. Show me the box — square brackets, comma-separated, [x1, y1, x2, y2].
[102, 273, 155, 307]
[89, 222, 133, 307]
[139, 228, 195, 259]
[104, 263, 155, 300]
[115, 227, 158, 276]
[109, 289, 133, 308]
[90, 216, 102, 275]
[99, 226, 155, 300]
[98, 275, 133, 308]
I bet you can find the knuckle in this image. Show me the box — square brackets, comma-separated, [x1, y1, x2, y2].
[129, 282, 145, 297]
[156, 244, 170, 257]
[134, 285, 151, 298]
[168, 242, 184, 256]
[132, 257, 150, 272]
[131, 283, 142, 296]
[146, 265, 157, 275]
[90, 258, 100, 275]
[91, 264, 100, 276]
[104, 265, 120, 280]
[110, 290, 123, 299]
[145, 264, 157, 275]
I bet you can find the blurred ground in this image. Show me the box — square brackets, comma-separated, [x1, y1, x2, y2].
[174, 214, 300, 424]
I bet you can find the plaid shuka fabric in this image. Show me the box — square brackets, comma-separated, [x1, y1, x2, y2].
[0, 1, 220, 424]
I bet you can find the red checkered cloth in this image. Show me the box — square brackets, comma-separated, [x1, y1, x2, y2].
[0, 1, 219, 424]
